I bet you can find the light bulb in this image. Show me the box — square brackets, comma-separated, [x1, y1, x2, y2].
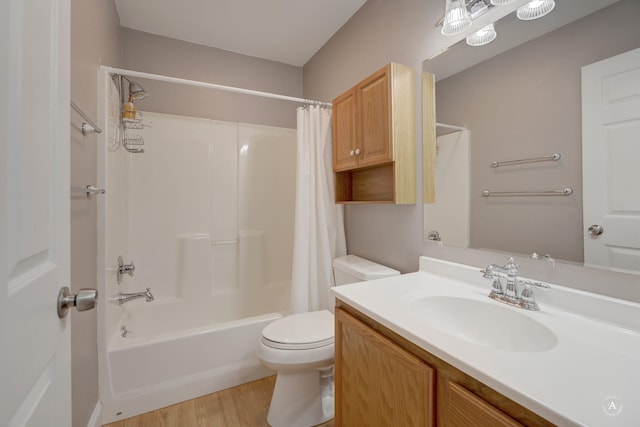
[441, 0, 472, 36]
[466, 24, 497, 46]
[517, 0, 556, 20]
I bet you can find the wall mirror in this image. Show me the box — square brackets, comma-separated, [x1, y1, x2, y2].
[422, 0, 640, 274]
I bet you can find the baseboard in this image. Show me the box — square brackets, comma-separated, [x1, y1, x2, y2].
[87, 401, 103, 427]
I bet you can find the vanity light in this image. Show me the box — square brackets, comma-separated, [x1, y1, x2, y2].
[441, 0, 472, 36]
[490, 0, 517, 4]
[466, 23, 497, 46]
[517, 0, 556, 20]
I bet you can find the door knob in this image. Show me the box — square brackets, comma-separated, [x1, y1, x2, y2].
[57, 287, 98, 318]
[588, 224, 604, 236]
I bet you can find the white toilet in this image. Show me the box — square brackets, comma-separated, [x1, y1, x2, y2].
[256, 255, 400, 427]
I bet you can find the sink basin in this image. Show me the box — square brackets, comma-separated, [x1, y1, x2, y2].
[409, 296, 557, 352]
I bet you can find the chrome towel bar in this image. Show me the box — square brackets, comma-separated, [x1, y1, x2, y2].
[70, 101, 103, 135]
[491, 153, 561, 168]
[482, 188, 573, 197]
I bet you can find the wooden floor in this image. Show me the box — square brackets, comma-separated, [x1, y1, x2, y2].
[104, 376, 335, 427]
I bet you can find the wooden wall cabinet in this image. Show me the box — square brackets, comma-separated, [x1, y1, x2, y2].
[335, 303, 554, 427]
[332, 63, 416, 204]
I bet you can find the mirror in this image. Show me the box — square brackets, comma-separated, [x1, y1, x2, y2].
[422, 0, 640, 269]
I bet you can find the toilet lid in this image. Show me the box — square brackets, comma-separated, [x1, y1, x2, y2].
[261, 310, 334, 350]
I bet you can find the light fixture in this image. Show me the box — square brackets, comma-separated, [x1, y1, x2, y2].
[490, 0, 517, 4]
[517, 0, 556, 21]
[441, 0, 472, 36]
[466, 23, 497, 46]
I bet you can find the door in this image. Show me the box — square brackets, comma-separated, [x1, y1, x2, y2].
[582, 47, 640, 274]
[332, 89, 358, 171]
[335, 308, 434, 427]
[0, 0, 71, 425]
[357, 66, 392, 168]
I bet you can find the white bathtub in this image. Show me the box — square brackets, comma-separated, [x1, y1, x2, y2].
[97, 81, 298, 424]
[101, 304, 283, 424]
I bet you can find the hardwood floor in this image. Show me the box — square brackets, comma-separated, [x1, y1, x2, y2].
[103, 376, 335, 427]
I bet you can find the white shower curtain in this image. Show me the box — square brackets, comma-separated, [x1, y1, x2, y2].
[290, 105, 347, 313]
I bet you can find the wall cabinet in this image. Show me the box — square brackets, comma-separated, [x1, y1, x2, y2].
[332, 63, 416, 204]
[335, 303, 554, 427]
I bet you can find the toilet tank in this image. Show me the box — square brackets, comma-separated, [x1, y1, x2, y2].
[332, 255, 400, 286]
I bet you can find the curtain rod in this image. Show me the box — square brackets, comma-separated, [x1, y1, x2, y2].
[104, 66, 331, 108]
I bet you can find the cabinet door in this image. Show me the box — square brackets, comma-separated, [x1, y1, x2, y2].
[332, 89, 359, 171]
[335, 308, 435, 427]
[357, 66, 393, 168]
[440, 380, 523, 427]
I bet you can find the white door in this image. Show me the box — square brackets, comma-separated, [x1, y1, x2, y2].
[0, 0, 72, 425]
[582, 47, 640, 274]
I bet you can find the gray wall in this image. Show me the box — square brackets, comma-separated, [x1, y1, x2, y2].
[70, 0, 121, 426]
[436, 0, 640, 262]
[121, 28, 303, 128]
[303, 0, 441, 273]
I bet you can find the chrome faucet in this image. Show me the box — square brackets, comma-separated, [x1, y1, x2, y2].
[481, 257, 549, 311]
[117, 287, 154, 305]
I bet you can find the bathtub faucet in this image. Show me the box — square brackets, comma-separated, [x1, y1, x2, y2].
[117, 287, 154, 305]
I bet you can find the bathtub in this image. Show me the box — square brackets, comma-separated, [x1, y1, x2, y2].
[97, 77, 298, 423]
[100, 299, 284, 424]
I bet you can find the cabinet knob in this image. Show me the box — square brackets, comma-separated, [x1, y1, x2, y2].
[349, 150, 355, 156]
[355, 148, 361, 155]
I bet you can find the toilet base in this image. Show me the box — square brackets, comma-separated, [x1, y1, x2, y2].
[267, 369, 334, 427]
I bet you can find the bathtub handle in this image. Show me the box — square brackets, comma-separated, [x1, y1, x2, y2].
[117, 256, 136, 284]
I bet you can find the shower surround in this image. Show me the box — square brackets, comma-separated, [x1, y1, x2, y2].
[97, 71, 296, 422]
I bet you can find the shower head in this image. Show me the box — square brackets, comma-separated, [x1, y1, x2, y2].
[116, 75, 149, 100]
[127, 79, 149, 100]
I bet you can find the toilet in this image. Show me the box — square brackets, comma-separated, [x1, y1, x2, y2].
[256, 255, 400, 427]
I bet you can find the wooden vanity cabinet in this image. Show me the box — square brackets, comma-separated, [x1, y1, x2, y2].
[335, 303, 553, 427]
[440, 379, 523, 427]
[335, 307, 435, 427]
[332, 63, 416, 204]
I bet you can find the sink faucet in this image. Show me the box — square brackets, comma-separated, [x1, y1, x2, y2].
[480, 257, 549, 311]
[117, 287, 154, 305]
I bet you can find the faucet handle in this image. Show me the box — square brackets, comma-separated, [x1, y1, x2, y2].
[519, 282, 539, 311]
[480, 265, 495, 279]
[518, 279, 549, 311]
[489, 279, 504, 298]
[117, 256, 136, 284]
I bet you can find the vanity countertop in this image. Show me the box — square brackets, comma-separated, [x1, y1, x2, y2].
[331, 256, 640, 426]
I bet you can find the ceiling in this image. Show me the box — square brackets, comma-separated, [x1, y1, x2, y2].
[114, 0, 367, 67]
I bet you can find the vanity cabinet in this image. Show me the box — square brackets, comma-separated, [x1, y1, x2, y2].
[335, 303, 552, 427]
[335, 307, 435, 426]
[440, 378, 522, 427]
[332, 63, 416, 204]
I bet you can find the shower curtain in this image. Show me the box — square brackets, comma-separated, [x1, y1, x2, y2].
[290, 105, 347, 313]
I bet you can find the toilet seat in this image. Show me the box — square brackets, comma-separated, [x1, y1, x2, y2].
[261, 310, 334, 350]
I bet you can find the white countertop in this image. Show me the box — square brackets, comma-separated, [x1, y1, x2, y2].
[331, 256, 640, 426]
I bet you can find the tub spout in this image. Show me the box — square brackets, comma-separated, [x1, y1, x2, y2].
[118, 287, 154, 305]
